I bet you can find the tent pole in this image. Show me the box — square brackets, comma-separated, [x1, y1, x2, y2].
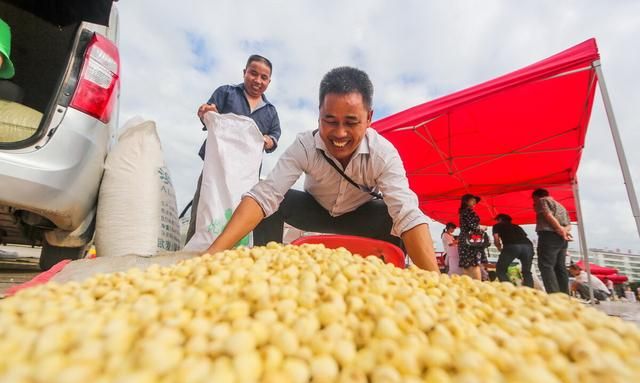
[572, 180, 595, 303]
[593, 60, 640, 238]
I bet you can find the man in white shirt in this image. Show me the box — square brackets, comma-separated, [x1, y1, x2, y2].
[205, 67, 438, 271]
[568, 264, 611, 301]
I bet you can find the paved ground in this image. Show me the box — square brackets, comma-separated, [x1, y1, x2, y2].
[0, 245, 40, 296]
[593, 301, 640, 326]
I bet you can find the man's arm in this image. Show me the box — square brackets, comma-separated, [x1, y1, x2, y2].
[542, 211, 571, 240]
[493, 234, 503, 252]
[197, 86, 229, 124]
[537, 198, 571, 240]
[205, 197, 264, 254]
[373, 144, 437, 271]
[570, 280, 579, 293]
[264, 110, 281, 153]
[203, 133, 309, 254]
[401, 224, 439, 272]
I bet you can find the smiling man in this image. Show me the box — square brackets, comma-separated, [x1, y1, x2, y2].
[205, 67, 438, 271]
[186, 55, 281, 242]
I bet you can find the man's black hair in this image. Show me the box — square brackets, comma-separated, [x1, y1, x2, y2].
[319, 66, 373, 109]
[246, 54, 273, 74]
[495, 214, 512, 223]
[532, 188, 550, 198]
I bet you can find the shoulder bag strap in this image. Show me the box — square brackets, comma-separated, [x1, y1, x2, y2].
[313, 130, 383, 200]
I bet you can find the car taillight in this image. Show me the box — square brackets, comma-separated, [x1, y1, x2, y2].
[70, 33, 120, 123]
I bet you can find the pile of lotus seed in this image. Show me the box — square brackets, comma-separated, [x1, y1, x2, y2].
[0, 243, 638, 383]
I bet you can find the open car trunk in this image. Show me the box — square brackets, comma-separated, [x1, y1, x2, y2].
[6, 0, 114, 27]
[0, 0, 114, 144]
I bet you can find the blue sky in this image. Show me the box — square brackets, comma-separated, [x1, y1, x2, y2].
[116, 0, 640, 251]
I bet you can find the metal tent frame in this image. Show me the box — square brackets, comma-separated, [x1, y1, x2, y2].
[572, 60, 640, 304]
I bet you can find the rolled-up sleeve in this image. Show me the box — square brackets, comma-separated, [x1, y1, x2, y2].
[207, 86, 229, 107]
[375, 149, 430, 237]
[265, 109, 281, 154]
[245, 136, 307, 217]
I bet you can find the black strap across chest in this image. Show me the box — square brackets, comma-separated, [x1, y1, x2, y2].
[313, 130, 383, 200]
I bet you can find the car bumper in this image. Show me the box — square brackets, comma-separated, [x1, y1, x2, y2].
[0, 108, 110, 231]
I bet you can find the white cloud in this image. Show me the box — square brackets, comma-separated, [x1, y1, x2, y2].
[116, 0, 640, 251]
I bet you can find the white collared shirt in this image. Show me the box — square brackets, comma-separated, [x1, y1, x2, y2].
[246, 128, 429, 236]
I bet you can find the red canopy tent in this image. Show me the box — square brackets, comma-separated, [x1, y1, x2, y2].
[373, 38, 640, 301]
[575, 260, 629, 284]
[373, 39, 600, 226]
[576, 260, 617, 275]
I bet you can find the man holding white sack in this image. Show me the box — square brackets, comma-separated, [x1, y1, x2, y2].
[186, 55, 281, 242]
[205, 67, 439, 272]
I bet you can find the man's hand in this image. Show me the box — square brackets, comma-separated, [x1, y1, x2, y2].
[555, 226, 572, 241]
[493, 233, 502, 252]
[197, 103, 218, 120]
[203, 197, 265, 256]
[542, 212, 572, 241]
[263, 135, 274, 150]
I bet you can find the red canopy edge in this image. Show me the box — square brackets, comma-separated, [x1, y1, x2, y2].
[375, 39, 600, 134]
[373, 39, 601, 225]
[576, 260, 618, 275]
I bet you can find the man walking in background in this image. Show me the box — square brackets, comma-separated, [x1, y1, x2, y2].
[492, 213, 534, 288]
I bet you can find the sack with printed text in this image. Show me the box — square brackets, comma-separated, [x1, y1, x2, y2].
[95, 118, 181, 257]
[184, 112, 263, 251]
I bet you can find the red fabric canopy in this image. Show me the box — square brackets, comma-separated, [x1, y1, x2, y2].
[593, 274, 628, 284]
[576, 260, 618, 275]
[373, 39, 600, 225]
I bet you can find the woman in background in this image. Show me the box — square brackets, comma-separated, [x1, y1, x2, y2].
[441, 222, 461, 276]
[458, 194, 487, 280]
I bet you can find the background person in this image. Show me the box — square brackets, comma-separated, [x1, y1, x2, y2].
[457, 194, 487, 280]
[624, 285, 637, 303]
[604, 278, 616, 300]
[205, 66, 439, 272]
[492, 213, 534, 288]
[441, 222, 461, 276]
[532, 188, 572, 294]
[568, 264, 611, 301]
[187, 55, 281, 242]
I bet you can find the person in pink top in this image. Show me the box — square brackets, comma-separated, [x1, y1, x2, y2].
[441, 222, 462, 276]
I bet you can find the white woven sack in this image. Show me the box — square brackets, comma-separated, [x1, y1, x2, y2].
[95, 118, 181, 257]
[184, 112, 263, 251]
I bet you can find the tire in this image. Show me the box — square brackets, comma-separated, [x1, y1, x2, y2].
[39, 240, 87, 271]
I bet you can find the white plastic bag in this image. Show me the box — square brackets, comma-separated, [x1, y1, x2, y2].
[184, 112, 263, 251]
[95, 118, 181, 257]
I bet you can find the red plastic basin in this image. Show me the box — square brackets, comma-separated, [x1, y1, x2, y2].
[290, 235, 405, 269]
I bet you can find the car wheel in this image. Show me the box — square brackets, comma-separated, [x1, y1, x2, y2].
[39, 240, 87, 271]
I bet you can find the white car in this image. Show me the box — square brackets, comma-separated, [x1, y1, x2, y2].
[0, 0, 120, 269]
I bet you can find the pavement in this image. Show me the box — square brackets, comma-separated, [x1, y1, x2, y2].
[593, 301, 640, 326]
[0, 245, 40, 296]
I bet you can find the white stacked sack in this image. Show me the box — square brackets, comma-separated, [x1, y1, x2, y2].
[95, 118, 181, 257]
